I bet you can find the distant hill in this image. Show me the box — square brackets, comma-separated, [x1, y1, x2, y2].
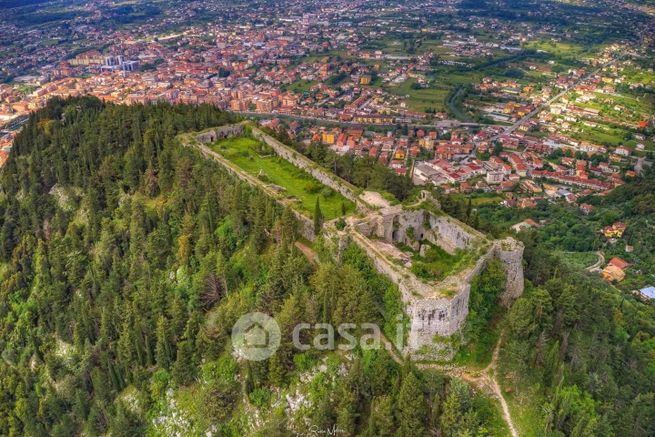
[0, 0, 51, 8]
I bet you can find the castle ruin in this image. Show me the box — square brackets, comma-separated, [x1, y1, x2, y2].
[191, 124, 525, 361]
[346, 201, 523, 360]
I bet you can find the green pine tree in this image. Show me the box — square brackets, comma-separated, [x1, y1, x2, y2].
[155, 315, 171, 369]
[396, 371, 427, 437]
[314, 198, 323, 235]
[367, 395, 395, 436]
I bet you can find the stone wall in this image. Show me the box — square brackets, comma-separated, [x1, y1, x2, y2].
[189, 123, 525, 362]
[356, 206, 483, 255]
[191, 139, 316, 242]
[495, 238, 525, 306]
[427, 215, 481, 254]
[250, 126, 371, 213]
[347, 214, 524, 361]
[196, 124, 245, 143]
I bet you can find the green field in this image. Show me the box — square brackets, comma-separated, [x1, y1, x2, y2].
[524, 40, 594, 62]
[210, 137, 355, 220]
[285, 79, 317, 93]
[555, 250, 598, 271]
[386, 78, 450, 112]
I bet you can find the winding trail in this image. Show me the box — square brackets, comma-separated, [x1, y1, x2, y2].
[416, 334, 519, 437]
[586, 251, 605, 272]
[380, 331, 518, 436]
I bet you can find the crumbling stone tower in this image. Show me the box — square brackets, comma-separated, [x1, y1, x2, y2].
[348, 202, 524, 360]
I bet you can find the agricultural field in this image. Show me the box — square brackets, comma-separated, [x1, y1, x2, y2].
[386, 78, 450, 112]
[210, 136, 355, 220]
[524, 40, 597, 63]
[554, 250, 599, 271]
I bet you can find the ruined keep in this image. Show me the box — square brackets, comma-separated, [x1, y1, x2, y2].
[191, 124, 525, 361]
[348, 204, 524, 360]
[196, 124, 245, 143]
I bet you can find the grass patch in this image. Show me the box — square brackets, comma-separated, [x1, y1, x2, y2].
[410, 243, 474, 281]
[524, 40, 594, 62]
[285, 79, 317, 94]
[554, 250, 598, 271]
[471, 195, 503, 206]
[211, 137, 355, 220]
[386, 78, 450, 112]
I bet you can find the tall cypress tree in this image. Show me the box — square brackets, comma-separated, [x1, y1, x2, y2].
[313, 198, 323, 235]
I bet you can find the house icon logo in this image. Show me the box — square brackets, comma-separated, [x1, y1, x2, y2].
[231, 312, 281, 361]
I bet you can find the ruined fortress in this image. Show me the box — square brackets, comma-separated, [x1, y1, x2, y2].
[189, 124, 524, 360]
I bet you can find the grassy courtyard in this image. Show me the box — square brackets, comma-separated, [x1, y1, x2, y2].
[210, 137, 355, 220]
[410, 243, 477, 281]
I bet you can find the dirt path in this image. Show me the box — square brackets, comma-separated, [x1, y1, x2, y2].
[380, 334, 405, 365]
[294, 241, 318, 265]
[417, 334, 519, 437]
[486, 335, 519, 437]
[586, 250, 605, 272]
[189, 133, 518, 436]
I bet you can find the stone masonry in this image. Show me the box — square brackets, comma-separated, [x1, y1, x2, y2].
[349, 205, 524, 360]
[191, 123, 525, 361]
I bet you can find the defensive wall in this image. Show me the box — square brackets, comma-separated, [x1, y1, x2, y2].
[188, 123, 524, 361]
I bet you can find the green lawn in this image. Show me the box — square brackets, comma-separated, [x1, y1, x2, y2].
[211, 137, 354, 220]
[386, 78, 450, 112]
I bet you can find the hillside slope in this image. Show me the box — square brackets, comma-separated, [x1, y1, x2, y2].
[0, 97, 509, 436]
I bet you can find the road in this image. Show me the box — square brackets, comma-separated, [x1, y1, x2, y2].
[466, 56, 621, 158]
[241, 56, 619, 144]
[488, 56, 621, 143]
[0, 115, 29, 134]
[233, 110, 492, 130]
